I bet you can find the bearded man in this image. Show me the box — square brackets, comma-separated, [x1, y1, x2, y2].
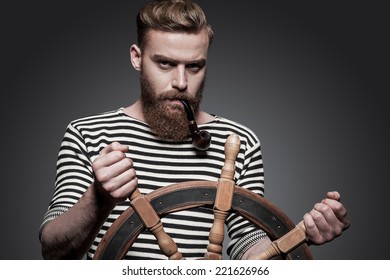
[40, 0, 349, 260]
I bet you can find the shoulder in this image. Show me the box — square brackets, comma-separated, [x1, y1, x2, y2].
[62, 108, 143, 139]
[205, 115, 261, 148]
[68, 108, 124, 128]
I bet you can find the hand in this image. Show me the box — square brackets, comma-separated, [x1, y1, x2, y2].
[304, 191, 350, 245]
[92, 142, 138, 203]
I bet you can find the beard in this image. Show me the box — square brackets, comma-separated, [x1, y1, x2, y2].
[140, 72, 205, 142]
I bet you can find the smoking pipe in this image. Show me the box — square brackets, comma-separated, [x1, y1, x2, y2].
[180, 99, 211, 151]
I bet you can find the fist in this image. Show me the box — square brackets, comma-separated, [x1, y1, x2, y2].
[304, 191, 350, 245]
[92, 142, 138, 203]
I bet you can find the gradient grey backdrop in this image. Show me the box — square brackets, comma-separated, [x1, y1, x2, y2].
[1, 1, 389, 259]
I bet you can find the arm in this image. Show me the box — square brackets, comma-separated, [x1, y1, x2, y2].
[241, 237, 272, 259]
[40, 182, 115, 259]
[40, 142, 138, 259]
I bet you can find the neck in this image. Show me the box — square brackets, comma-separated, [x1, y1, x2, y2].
[123, 99, 145, 121]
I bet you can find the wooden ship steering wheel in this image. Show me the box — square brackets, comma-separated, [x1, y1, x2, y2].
[93, 134, 313, 260]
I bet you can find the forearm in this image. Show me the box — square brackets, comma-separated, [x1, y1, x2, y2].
[240, 237, 272, 260]
[40, 183, 116, 259]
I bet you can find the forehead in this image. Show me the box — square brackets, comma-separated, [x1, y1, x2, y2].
[143, 29, 209, 61]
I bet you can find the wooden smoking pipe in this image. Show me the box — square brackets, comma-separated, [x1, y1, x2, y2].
[180, 99, 211, 151]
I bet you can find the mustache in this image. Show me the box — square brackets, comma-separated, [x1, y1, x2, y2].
[158, 90, 197, 105]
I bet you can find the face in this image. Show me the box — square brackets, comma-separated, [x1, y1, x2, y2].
[131, 29, 209, 141]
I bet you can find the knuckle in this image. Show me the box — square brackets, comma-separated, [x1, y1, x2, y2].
[96, 170, 110, 184]
[311, 210, 322, 221]
[102, 180, 116, 192]
[112, 150, 125, 160]
[311, 235, 324, 245]
[110, 191, 123, 201]
[123, 157, 133, 167]
[111, 141, 121, 149]
[321, 204, 331, 212]
[315, 203, 330, 213]
[333, 202, 344, 213]
[91, 160, 101, 171]
[129, 168, 137, 177]
[334, 226, 343, 236]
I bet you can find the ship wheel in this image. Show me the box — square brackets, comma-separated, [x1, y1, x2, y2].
[93, 134, 313, 260]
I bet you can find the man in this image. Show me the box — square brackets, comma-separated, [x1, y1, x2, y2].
[39, 0, 349, 260]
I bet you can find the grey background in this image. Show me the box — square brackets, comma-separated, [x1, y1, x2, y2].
[1, 1, 389, 259]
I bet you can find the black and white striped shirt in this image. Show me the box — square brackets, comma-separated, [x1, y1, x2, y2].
[40, 108, 266, 259]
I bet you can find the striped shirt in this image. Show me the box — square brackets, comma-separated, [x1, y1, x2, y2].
[40, 108, 266, 259]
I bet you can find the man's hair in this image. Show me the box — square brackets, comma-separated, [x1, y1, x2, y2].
[136, 0, 214, 49]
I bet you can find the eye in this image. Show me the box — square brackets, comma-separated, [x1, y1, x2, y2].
[186, 63, 203, 73]
[158, 60, 174, 70]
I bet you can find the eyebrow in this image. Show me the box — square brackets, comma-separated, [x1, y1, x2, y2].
[151, 54, 206, 66]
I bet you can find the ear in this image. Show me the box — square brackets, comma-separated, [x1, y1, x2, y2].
[130, 44, 142, 71]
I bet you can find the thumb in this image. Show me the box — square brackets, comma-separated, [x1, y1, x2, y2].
[326, 191, 341, 201]
[99, 142, 129, 155]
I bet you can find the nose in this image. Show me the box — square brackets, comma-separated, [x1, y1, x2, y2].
[171, 65, 188, 91]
